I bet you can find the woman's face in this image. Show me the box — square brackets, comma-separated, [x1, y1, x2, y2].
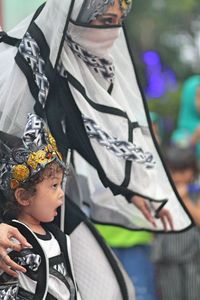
[90, 1, 125, 26]
[77, 0, 132, 26]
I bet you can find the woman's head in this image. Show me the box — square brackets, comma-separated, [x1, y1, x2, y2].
[173, 76, 200, 134]
[171, 76, 200, 153]
[67, 0, 132, 59]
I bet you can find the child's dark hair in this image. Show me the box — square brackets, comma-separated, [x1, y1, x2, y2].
[164, 145, 199, 176]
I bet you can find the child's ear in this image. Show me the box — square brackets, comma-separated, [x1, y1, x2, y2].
[14, 188, 31, 207]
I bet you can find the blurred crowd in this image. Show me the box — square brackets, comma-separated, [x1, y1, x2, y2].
[148, 75, 200, 300]
[110, 75, 200, 300]
[94, 75, 200, 300]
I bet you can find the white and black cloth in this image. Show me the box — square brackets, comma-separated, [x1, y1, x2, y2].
[0, 0, 193, 231]
[0, 203, 136, 300]
[0, 220, 80, 300]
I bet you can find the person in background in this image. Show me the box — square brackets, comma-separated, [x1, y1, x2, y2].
[152, 145, 200, 300]
[149, 112, 163, 146]
[172, 75, 200, 160]
[96, 224, 157, 300]
[0, 113, 81, 299]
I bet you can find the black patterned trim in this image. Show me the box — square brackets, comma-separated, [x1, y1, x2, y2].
[66, 71, 128, 118]
[85, 219, 129, 300]
[15, 22, 54, 111]
[0, 31, 20, 46]
[123, 23, 194, 228]
[11, 222, 47, 300]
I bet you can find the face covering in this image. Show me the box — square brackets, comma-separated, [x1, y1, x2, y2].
[67, 22, 121, 57]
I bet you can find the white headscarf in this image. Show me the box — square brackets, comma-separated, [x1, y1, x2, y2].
[0, 0, 192, 231]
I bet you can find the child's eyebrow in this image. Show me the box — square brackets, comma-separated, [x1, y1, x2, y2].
[49, 175, 60, 180]
[50, 173, 64, 180]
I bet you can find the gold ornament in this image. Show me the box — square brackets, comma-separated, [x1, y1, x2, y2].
[48, 132, 57, 150]
[56, 151, 63, 161]
[27, 149, 50, 169]
[12, 165, 30, 182]
[121, 0, 132, 11]
[10, 179, 20, 190]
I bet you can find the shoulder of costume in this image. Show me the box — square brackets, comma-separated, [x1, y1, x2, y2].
[43, 222, 69, 260]
[10, 220, 47, 256]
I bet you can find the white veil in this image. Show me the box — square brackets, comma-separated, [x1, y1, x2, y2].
[0, 0, 193, 231]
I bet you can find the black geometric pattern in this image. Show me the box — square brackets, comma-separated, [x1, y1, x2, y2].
[22, 113, 45, 149]
[15, 253, 41, 272]
[0, 284, 18, 300]
[18, 32, 49, 108]
[83, 115, 155, 168]
[49, 255, 76, 300]
[53, 261, 67, 277]
[64, 34, 115, 83]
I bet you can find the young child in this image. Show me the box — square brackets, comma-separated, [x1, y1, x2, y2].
[152, 145, 200, 300]
[0, 113, 81, 299]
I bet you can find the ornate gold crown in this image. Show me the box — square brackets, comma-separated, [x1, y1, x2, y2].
[0, 114, 64, 192]
[120, 0, 132, 16]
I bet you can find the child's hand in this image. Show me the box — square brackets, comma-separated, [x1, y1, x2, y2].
[0, 223, 32, 277]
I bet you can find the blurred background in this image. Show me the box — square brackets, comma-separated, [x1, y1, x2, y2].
[0, 0, 200, 145]
[126, 0, 200, 145]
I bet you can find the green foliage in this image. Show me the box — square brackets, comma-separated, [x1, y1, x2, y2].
[148, 88, 181, 122]
[126, 0, 200, 142]
[126, 0, 200, 80]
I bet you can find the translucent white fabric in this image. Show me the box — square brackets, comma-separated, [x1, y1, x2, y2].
[0, 0, 192, 231]
[70, 222, 135, 300]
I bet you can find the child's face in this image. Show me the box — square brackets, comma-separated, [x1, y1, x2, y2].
[171, 168, 195, 185]
[25, 171, 64, 224]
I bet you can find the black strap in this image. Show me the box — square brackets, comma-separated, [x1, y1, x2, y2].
[18, 287, 34, 300]
[45, 293, 57, 300]
[0, 2, 46, 47]
[0, 31, 20, 46]
[86, 219, 129, 300]
[11, 222, 47, 300]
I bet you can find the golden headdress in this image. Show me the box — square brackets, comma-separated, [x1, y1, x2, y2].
[0, 114, 64, 192]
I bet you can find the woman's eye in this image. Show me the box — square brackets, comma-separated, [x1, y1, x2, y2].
[103, 18, 114, 25]
[52, 183, 58, 189]
[96, 16, 116, 25]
